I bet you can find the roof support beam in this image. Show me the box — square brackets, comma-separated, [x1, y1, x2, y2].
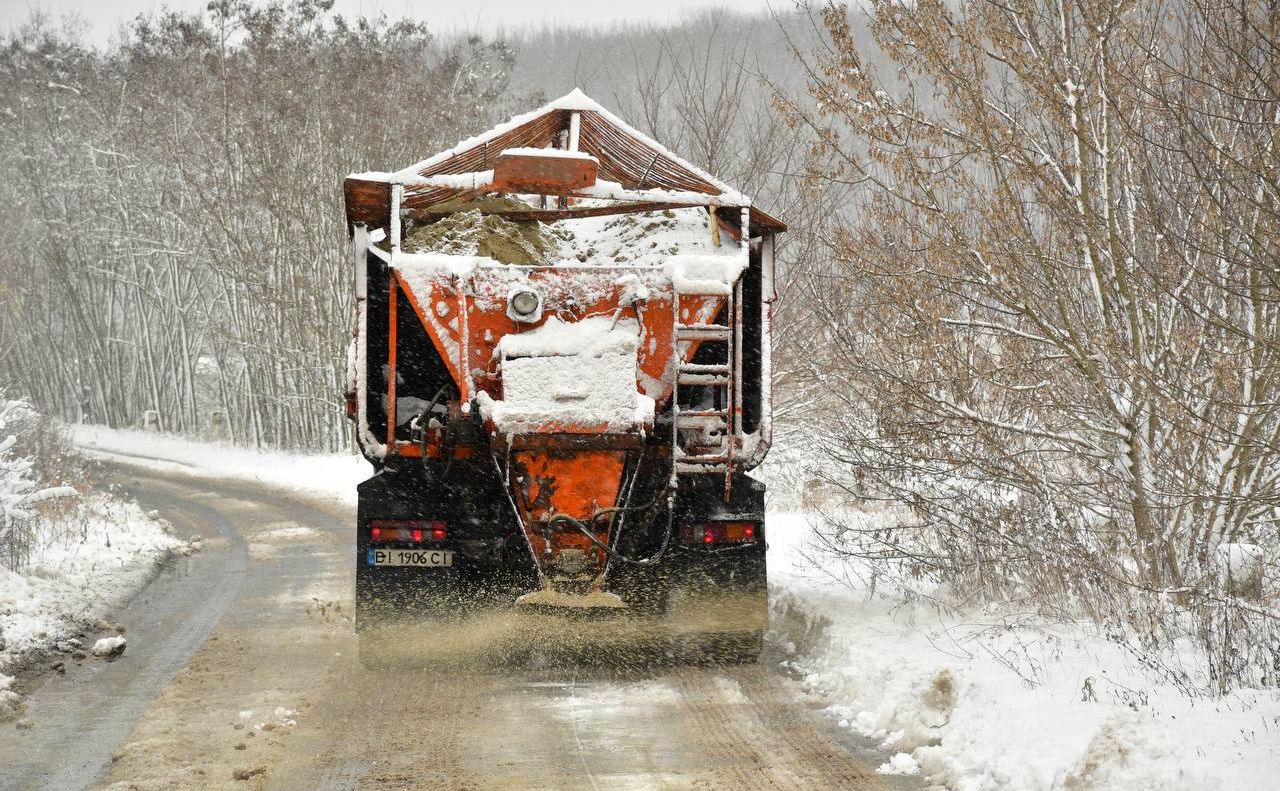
[407, 200, 703, 225]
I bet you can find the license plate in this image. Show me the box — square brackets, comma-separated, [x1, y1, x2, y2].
[367, 548, 454, 567]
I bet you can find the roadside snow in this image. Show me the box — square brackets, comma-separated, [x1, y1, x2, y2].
[767, 511, 1280, 791]
[0, 494, 179, 663]
[0, 671, 21, 720]
[1, 401, 186, 719]
[70, 425, 371, 508]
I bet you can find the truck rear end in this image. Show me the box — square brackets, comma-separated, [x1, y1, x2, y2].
[343, 90, 783, 663]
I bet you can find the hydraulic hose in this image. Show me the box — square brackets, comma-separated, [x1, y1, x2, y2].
[548, 494, 676, 566]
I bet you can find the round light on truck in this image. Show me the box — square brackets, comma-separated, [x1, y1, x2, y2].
[510, 289, 540, 318]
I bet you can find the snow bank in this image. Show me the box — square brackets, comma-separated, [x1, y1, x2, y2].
[1, 403, 183, 695]
[767, 510, 1280, 791]
[0, 493, 179, 673]
[0, 672, 21, 720]
[70, 424, 371, 508]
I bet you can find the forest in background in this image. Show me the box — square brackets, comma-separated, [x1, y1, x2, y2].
[1, 0, 1277, 692]
[0, 0, 847, 451]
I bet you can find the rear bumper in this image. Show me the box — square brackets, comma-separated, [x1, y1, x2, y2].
[355, 465, 768, 624]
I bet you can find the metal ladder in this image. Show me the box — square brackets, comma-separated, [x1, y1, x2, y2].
[671, 284, 740, 500]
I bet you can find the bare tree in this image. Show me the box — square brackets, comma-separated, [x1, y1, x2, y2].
[779, 0, 1279, 687]
[0, 0, 516, 451]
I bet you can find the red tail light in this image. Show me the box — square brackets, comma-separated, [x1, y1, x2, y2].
[369, 520, 448, 543]
[682, 522, 759, 545]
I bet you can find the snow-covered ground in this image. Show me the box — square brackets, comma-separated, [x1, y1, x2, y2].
[768, 510, 1280, 791]
[0, 495, 182, 663]
[1, 418, 184, 720]
[71, 424, 371, 508]
[64, 427, 1280, 788]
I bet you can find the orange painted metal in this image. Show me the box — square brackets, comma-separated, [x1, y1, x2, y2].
[509, 450, 625, 574]
[391, 271, 466, 391]
[389, 267, 726, 432]
[387, 441, 475, 459]
[386, 260, 729, 589]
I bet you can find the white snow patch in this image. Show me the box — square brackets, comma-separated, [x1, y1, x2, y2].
[479, 316, 654, 435]
[0, 493, 178, 666]
[391, 170, 494, 190]
[876, 752, 920, 776]
[575, 179, 736, 206]
[392, 250, 488, 282]
[550, 205, 732, 268]
[90, 636, 126, 657]
[256, 526, 316, 541]
[496, 314, 637, 358]
[664, 253, 747, 295]
[0, 672, 22, 721]
[711, 676, 750, 705]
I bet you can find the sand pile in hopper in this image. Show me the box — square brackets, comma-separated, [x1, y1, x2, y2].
[399, 196, 714, 267]
[402, 196, 559, 265]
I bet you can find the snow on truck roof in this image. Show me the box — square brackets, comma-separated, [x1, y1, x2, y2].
[344, 89, 786, 236]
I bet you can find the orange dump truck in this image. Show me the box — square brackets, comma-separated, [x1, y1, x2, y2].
[343, 90, 784, 660]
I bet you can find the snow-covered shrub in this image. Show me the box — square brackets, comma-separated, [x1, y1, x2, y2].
[0, 399, 77, 571]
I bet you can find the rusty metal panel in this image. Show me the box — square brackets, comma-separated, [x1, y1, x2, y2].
[344, 177, 391, 232]
[490, 152, 597, 194]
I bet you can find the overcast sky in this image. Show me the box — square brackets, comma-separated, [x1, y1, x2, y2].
[0, 0, 778, 44]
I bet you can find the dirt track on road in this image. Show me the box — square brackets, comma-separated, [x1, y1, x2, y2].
[2, 468, 915, 791]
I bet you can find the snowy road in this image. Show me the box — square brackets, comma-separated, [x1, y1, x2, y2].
[1, 468, 913, 790]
